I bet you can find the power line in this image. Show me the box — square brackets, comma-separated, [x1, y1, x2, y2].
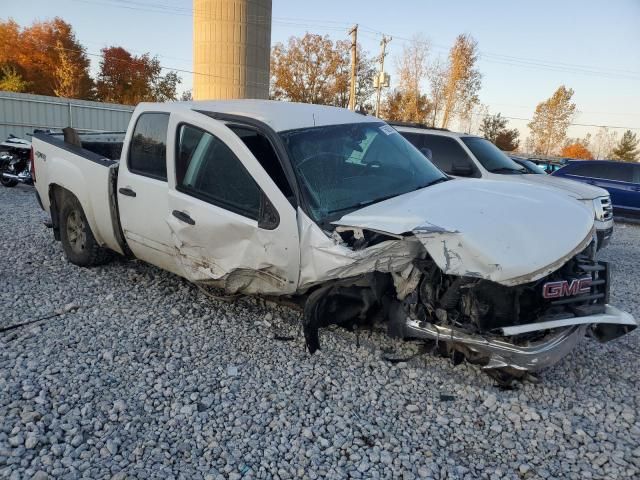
[23, 40, 640, 131]
[73, 0, 350, 31]
[460, 110, 639, 131]
[54, 0, 640, 129]
[47, 42, 270, 88]
[358, 28, 640, 81]
[72, 0, 640, 81]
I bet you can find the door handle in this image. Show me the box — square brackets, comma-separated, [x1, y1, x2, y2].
[172, 210, 195, 225]
[119, 187, 137, 197]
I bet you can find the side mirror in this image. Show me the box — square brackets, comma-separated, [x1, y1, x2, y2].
[451, 160, 473, 177]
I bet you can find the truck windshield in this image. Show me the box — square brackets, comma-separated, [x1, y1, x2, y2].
[280, 122, 447, 224]
[461, 137, 526, 174]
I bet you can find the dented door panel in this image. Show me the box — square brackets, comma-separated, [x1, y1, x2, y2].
[165, 110, 300, 294]
[167, 191, 298, 294]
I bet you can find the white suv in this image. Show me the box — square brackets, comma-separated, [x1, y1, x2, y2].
[393, 123, 614, 249]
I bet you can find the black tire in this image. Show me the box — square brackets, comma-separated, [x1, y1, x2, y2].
[59, 195, 111, 266]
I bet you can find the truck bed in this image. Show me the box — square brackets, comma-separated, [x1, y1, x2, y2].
[48, 131, 126, 161]
[32, 132, 127, 255]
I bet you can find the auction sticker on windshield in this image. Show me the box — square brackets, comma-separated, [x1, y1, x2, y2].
[380, 125, 397, 135]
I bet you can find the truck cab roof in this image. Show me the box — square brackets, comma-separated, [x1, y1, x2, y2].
[136, 100, 381, 133]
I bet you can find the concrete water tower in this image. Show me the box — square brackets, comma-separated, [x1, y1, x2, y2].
[193, 0, 272, 100]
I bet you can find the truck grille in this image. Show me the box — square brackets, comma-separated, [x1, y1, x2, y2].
[544, 255, 609, 316]
[599, 196, 613, 221]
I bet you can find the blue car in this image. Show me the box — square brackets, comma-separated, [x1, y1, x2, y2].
[553, 160, 640, 218]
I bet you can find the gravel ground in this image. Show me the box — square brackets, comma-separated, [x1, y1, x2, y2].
[1, 184, 639, 480]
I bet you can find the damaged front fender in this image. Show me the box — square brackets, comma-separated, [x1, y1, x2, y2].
[297, 210, 425, 291]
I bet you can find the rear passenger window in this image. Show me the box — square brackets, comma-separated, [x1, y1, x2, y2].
[569, 163, 634, 182]
[128, 113, 170, 180]
[176, 124, 260, 220]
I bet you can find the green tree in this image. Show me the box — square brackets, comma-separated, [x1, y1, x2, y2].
[0, 65, 28, 92]
[527, 86, 576, 155]
[381, 89, 431, 123]
[494, 130, 520, 151]
[611, 130, 639, 162]
[479, 113, 520, 150]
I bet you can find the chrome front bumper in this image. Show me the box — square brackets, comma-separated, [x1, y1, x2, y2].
[594, 196, 614, 250]
[596, 225, 614, 250]
[404, 305, 636, 372]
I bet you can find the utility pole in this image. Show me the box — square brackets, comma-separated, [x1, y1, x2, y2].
[375, 35, 391, 117]
[348, 24, 358, 111]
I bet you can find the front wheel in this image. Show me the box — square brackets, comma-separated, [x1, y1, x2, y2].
[59, 196, 111, 266]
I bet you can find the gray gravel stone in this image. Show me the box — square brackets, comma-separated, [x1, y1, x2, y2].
[1, 185, 639, 479]
[24, 436, 38, 449]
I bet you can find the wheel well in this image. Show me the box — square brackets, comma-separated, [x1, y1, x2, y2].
[48, 185, 76, 241]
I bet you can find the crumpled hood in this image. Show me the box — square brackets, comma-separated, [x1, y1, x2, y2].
[502, 173, 609, 200]
[333, 178, 596, 286]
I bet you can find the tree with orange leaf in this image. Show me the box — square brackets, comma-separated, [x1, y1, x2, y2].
[0, 18, 92, 98]
[561, 143, 594, 160]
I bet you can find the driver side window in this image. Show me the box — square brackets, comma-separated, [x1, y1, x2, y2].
[176, 124, 261, 220]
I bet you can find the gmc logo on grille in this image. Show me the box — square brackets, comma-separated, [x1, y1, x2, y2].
[542, 277, 592, 299]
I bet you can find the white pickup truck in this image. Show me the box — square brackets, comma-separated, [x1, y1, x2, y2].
[32, 100, 636, 383]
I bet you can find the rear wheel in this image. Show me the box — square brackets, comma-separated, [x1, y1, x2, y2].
[59, 195, 111, 266]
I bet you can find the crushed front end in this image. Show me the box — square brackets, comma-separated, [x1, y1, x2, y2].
[303, 232, 636, 383]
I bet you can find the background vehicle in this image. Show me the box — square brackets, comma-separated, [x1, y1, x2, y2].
[31, 100, 635, 382]
[553, 160, 640, 219]
[510, 156, 547, 174]
[529, 158, 567, 174]
[0, 135, 33, 187]
[393, 123, 614, 249]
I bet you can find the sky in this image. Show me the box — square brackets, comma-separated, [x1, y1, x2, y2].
[4, 0, 640, 142]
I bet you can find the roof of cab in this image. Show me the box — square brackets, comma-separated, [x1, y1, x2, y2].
[137, 99, 382, 132]
[392, 123, 476, 140]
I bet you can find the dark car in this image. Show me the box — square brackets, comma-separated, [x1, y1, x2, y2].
[553, 160, 640, 218]
[510, 156, 547, 174]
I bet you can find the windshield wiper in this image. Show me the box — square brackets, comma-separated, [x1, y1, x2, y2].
[414, 176, 450, 190]
[327, 177, 450, 215]
[489, 167, 526, 174]
[327, 192, 402, 215]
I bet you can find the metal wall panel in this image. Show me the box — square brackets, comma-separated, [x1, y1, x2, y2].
[0, 91, 135, 141]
